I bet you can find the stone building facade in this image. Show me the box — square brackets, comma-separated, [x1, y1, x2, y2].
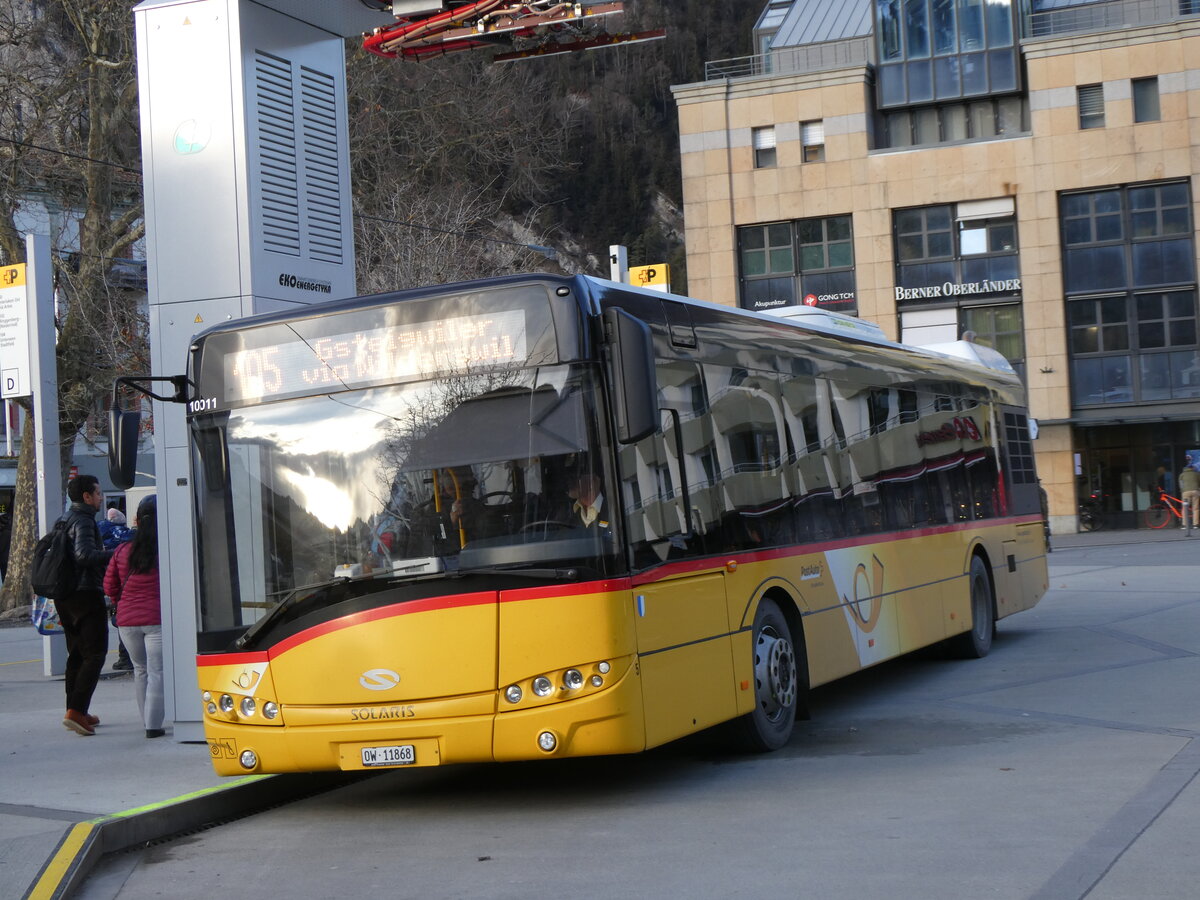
[672, 0, 1200, 533]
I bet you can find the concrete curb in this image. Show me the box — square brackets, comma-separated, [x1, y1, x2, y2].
[23, 771, 372, 899]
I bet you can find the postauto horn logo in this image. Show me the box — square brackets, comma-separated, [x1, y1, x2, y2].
[173, 119, 211, 155]
[360, 668, 401, 691]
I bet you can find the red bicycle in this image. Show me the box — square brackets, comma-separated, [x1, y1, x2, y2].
[1144, 488, 1192, 529]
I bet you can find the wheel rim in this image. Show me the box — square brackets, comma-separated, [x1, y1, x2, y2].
[754, 625, 797, 722]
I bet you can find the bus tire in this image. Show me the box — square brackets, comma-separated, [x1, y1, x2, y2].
[949, 555, 994, 659]
[734, 598, 801, 752]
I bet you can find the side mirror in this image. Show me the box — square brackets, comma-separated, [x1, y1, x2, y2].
[602, 307, 657, 444]
[108, 405, 141, 490]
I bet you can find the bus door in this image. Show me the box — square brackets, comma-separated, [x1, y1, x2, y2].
[624, 370, 737, 747]
[633, 570, 734, 747]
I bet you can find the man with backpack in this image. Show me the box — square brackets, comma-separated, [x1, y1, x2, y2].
[57, 475, 114, 736]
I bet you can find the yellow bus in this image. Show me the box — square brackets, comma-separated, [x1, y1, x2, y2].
[111, 274, 1048, 774]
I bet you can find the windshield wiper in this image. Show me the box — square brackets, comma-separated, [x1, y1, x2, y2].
[234, 577, 349, 650]
[453, 565, 591, 581]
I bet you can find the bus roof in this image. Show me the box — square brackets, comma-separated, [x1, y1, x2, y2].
[584, 277, 1020, 383]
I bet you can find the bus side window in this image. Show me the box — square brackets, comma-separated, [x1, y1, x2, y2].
[625, 359, 715, 567]
[703, 363, 793, 551]
[781, 368, 837, 542]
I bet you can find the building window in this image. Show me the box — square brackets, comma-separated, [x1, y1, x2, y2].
[1062, 182, 1199, 408]
[1078, 84, 1105, 129]
[1132, 77, 1160, 123]
[959, 218, 1017, 256]
[739, 223, 795, 309]
[1129, 182, 1189, 239]
[740, 223, 793, 278]
[752, 126, 776, 168]
[895, 200, 1022, 367]
[1068, 291, 1200, 406]
[1062, 183, 1194, 295]
[798, 215, 852, 270]
[801, 120, 825, 162]
[879, 96, 1028, 149]
[962, 304, 1025, 377]
[895, 206, 953, 262]
[876, 0, 1019, 108]
[737, 216, 858, 314]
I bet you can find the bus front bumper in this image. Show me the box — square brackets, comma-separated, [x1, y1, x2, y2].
[202, 664, 645, 775]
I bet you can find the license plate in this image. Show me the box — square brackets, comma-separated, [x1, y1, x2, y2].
[360, 744, 416, 767]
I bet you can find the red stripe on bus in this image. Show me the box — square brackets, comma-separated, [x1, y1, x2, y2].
[630, 515, 1043, 586]
[198, 651, 269, 668]
[267, 591, 495, 657]
[212, 580, 635, 661]
[498, 577, 631, 604]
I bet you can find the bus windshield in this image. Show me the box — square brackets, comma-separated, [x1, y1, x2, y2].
[190, 363, 618, 641]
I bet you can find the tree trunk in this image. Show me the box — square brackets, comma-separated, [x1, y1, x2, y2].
[0, 408, 42, 615]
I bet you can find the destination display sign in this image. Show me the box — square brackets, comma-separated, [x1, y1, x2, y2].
[221, 309, 528, 404]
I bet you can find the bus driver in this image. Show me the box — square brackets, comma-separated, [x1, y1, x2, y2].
[567, 473, 608, 530]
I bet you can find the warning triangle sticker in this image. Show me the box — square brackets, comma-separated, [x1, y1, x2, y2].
[194, 314, 204, 324]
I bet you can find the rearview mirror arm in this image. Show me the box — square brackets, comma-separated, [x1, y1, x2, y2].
[111, 375, 191, 408]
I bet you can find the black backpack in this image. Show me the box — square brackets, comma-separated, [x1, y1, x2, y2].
[31, 519, 76, 600]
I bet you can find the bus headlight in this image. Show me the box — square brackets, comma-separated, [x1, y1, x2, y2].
[505, 685, 523, 704]
[262, 701, 279, 720]
[563, 669, 584, 690]
[537, 731, 558, 752]
[532, 676, 554, 697]
[239, 749, 258, 769]
[239, 697, 257, 717]
[597, 661, 611, 674]
[219, 694, 234, 713]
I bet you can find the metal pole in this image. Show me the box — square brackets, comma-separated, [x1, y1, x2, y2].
[27, 234, 65, 675]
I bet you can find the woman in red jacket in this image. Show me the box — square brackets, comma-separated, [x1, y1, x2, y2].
[103, 495, 166, 738]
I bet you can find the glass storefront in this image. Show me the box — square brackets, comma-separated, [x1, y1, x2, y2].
[737, 215, 858, 314]
[1075, 422, 1200, 529]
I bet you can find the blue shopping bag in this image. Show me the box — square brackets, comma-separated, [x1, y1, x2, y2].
[31, 596, 63, 636]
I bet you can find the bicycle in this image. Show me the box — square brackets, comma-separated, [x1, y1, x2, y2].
[1143, 488, 1195, 529]
[1078, 496, 1104, 532]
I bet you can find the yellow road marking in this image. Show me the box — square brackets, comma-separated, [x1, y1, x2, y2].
[27, 822, 94, 900]
[25, 775, 273, 898]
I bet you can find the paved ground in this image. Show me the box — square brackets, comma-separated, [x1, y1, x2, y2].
[2, 525, 1197, 898]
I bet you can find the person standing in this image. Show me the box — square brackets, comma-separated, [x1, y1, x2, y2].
[59, 475, 114, 736]
[1180, 461, 1200, 529]
[103, 495, 166, 738]
[99, 507, 135, 672]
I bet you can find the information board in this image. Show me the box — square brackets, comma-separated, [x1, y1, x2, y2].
[0, 264, 30, 398]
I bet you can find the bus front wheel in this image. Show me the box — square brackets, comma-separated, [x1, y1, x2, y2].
[949, 555, 995, 659]
[735, 598, 802, 752]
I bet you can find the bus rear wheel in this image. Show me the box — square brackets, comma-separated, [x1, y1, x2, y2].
[735, 598, 802, 752]
[949, 555, 994, 659]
